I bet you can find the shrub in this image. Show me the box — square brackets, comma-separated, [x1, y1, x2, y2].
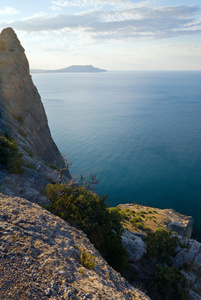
[44, 183, 128, 275]
[144, 226, 151, 232]
[49, 164, 60, 172]
[0, 132, 24, 173]
[79, 248, 96, 270]
[155, 265, 187, 299]
[134, 222, 144, 230]
[18, 129, 27, 138]
[109, 207, 127, 220]
[26, 164, 36, 170]
[11, 113, 24, 125]
[130, 217, 142, 224]
[144, 228, 179, 262]
[136, 211, 146, 217]
[22, 147, 34, 158]
[148, 209, 155, 213]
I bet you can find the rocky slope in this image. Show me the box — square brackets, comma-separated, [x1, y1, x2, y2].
[0, 27, 70, 204]
[118, 204, 201, 299]
[0, 193, 150, 300]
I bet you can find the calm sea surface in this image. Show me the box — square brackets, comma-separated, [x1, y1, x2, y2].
[32, 71, 201, 240]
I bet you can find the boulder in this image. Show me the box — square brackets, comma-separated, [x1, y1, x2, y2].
[122, 230, 146, 262]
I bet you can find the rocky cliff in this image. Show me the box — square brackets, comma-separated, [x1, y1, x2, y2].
[118, 203, 194, 239]
[0, 27, 63, 164]
[118, 204, 201, 299]
[0, 193, 150, 300]
[0, 28, 71, 204]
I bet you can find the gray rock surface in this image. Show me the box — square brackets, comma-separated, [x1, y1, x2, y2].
[0, 27, 65, 166]
[0, 193, 150, 300]
[123, 229, 201, 299]
[164, 209, 194, 239]
[122, 230, 147, 262]
[173, 237, 201, 298]
[0, 27, 71, 203]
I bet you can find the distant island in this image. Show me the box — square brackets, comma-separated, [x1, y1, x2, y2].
[31, 65, 107, 73]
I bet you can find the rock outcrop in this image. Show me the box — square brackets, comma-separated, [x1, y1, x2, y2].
[0, 27, 64, 165]
[118, 203, 194, 239]
[122, 231, 201, 299]
[0, 193, 150, 300]
[174, 237, 201, 298]
[122, 230, 147, 262]
[118, 204, 201, 299]
[0, 28, 71, 204]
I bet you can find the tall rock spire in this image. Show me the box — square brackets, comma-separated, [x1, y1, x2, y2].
[0, 28, 70, 204]
[0, 27, 66, 167]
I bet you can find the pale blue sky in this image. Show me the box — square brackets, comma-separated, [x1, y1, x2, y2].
[0, 0, 201, 70]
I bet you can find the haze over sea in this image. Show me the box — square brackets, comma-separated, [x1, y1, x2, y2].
[32, 71, 201, 240]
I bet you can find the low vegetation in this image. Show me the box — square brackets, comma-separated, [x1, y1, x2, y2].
[79, 248, 96, 270]
[0, 132, 24, 173]
[144, 227, 179, 262]
[155, 265, 187, 299]
[11, 114, 24, 125]
[143, 228, 188, 299]
[49, 164, 60, 172]
[44, 183, 128, 275]
[18, 129, 27, 138]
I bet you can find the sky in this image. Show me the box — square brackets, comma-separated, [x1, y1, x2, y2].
[0, 0, 201, 70]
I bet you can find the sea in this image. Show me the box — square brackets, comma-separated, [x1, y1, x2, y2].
[32, 71, 201, 241]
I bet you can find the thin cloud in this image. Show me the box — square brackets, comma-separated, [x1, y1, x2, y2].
[51, 0, 131, 8]
[0, 6, 19, 15]
[0, 5, 200, 41]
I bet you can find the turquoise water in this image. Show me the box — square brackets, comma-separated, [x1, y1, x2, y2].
[32, 71, 201, 240]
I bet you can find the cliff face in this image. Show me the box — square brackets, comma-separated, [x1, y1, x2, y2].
[0, 193, 150, 300]
[118, 204, 201, 300]
[0, 28, 70, 204]
[0, 27, 63, 165]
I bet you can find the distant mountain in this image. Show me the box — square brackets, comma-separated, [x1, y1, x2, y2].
[31, 65, 107, 73]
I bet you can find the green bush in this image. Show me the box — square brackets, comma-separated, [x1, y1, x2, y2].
[26, 164, 36, 170]
[44, 183, 128, 275]
[49, 164, 60, 172]
[18, 129, 27, 138]
[0, 132, 24, 173]
[109, 207, 127, 220]
[145, 216, 153, 220]
[155, 265, 187, 299]
[22, 147, 34, 157]
[136, 211, 146, 217]
[11, 113, 24, 125]
[134, 222, 144, 230]
[130, 216, 142, 224]
[144, 228, 179, 262]
[79, 248, 96, 270]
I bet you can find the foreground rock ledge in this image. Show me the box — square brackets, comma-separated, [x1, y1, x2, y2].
[0, 193, 150, 300]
